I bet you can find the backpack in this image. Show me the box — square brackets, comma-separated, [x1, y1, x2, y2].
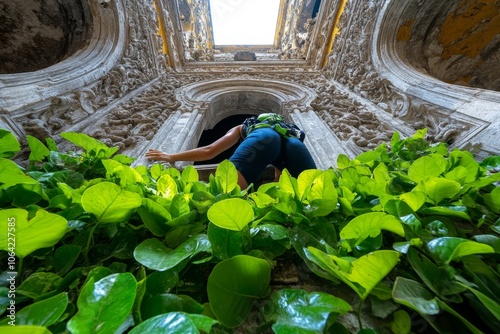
[241, 113, 306, 141]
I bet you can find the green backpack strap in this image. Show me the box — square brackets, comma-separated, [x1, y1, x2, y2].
[242, 113, 305, 142]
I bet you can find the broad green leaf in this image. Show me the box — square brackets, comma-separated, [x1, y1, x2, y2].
[215, 159, 238, 193]
[306, 248, 400, 300]
[0, 209, 68, 258]
[426, 237, 495, 264]
[436, 299, 484, 334]
[408, 154, 447, 182]
[141, 293, 204, 320]
[0, 326, 52, 334]
[392, 277, 440, 315]
[60, 132, 118, 158]
[278, 169, 298, 196]
[484, 186, 500, 214]
[337, 154, 351, 169]
[26, 135, 50, 162]
[157, 174, 178, 199]
[248, 191, 277, 208]
[207, 255, 271, 328]
[181, 165, 199, 183]
[67, 273, 136, 334]
[0, 158, 39, 187]
[17, 272, 63, 299]
[0, 129, 21, 158]
[340, 212, 404, 245]
[207, 198, 254, 231]
[0, 292, 67, 327]
[419, 206, 471, 221]
[399, 191, 426, 211]
[102, 159, 144, 186]
[448, 150, 479, 183]
[136, 198, 171, 236]
[207, 223, 244, 260]
[414, 177, 461, 204]
[296, 169, 323, 199]
[81, 181, 142, 223]
[266, 289, 352, 334]
[458, 283, 500, 321]
[390, 310, 412, 334]
[129, 312, 217, 334]
[407, 247, 464, 299]
[304, 170, 338, 217]
[133, 235, 210, 271]
[53, 245, 81, 275]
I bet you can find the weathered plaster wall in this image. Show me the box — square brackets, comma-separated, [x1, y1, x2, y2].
[0, 0, 92, 74]
[396, 0, 500, 92]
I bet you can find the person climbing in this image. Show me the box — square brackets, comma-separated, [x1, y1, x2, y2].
[145, 113, 317, 189]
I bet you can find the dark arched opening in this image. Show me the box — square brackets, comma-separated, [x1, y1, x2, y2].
[195, 113, 253, 165]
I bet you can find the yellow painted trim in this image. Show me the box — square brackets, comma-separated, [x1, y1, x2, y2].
[154, 0, 171, 66]
[322, 0, 348, 68]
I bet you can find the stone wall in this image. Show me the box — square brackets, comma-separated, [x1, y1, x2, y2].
[0, 0, 498, 168]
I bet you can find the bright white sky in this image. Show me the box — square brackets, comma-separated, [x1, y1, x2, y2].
[210, 0, 281, 45]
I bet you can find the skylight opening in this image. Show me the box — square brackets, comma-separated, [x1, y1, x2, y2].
[209, 0, 281, 45]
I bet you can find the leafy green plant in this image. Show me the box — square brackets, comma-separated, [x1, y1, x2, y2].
[0, 128, 499, 334]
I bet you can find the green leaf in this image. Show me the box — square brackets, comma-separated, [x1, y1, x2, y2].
[392, 277, 440, 315]
[134, 235, 211, 271]
[0, 129, 21, 158]
[390, 309, 412, 334]
[458, 283, 500, 322]
[60, 132, 118, 158]
[0, 292, 67, 327]
[484, 186, 500, 214]
[414, 177, 461, 204]
[102, 159, 144, 187]
[207, 198, 254, 231]
[26, 135, 51, 162]
[419, 206, 471, 221]
[67, 273, 137, 334]
[136, 198, 171, 236]
[266, 289, 352, 334]
[306, 247, 400, 300]
[141, 294, 204, 320]
[207, 223, 244, 260]
[340, 212, 405, 245]
[426, 237, 495, 264]
[54, 245, 81, 276]
[0, 326, 52, 334]
[0, 209, 68, 258]
[408, 154, 447, 182]
[207, 255, 271, 328]
[304, 170, 338, 217]
[407, 248, 464, 299]
[0, 158, 39, 188]
[181, 165, 199, 183]
[215, 159, 238, 193]
[306, 248, 400, 300]
[129, 312, 217, 334]
[81, 181, 142, 223]
[17, 272, 63, 299]
[399, 191, 426, 211]
[157, 174, 178, 199]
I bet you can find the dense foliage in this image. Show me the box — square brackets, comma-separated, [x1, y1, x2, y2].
[0, 128, 499, 333]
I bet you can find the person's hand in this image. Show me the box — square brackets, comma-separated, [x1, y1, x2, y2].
[146, 149, 174, 163]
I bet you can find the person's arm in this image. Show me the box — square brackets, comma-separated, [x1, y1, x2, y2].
[146, 125, 242, 163]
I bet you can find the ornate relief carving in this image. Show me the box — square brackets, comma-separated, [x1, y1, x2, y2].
[18, 0, 165, 142]
[401, 100, 470, 145]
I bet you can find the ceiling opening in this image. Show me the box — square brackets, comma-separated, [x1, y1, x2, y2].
[209, 0, 281, 46]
